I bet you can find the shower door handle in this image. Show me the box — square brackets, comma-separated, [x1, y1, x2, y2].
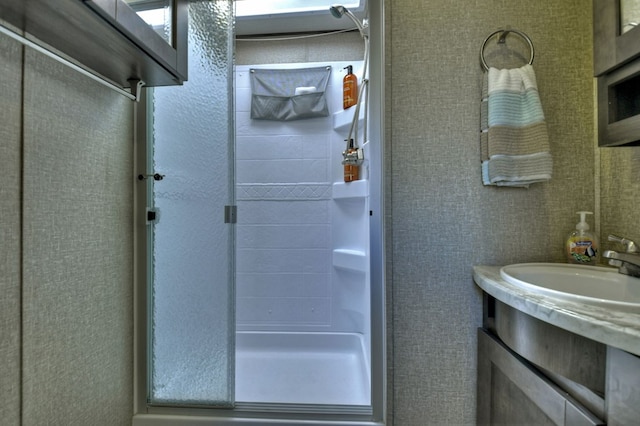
[138, 173, 165, 181]
[224, 205, 237, 224]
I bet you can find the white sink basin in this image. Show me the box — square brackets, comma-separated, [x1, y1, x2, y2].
[500, 263, 640, 311]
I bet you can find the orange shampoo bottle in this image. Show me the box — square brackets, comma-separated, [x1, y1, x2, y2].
[343, 139, 360, 182]
[343, 65, 357, 109]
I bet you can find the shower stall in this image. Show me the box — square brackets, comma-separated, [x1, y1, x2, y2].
[234, 60, 370, 406]
[134, 0, 384, 423]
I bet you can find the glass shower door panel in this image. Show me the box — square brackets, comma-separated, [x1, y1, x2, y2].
[149, 0, 234, 406]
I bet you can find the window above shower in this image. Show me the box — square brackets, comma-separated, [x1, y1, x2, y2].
[235, 0, 366, 35]
[236, 0, 362, 17]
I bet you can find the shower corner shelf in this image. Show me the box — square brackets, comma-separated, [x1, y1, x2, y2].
[332, 107, 365, 132]
[333, 179, 369, 199]
[333, 249, 367, 271]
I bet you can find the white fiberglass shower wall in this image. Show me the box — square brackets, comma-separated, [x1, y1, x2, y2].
[234, 61, 371, 406]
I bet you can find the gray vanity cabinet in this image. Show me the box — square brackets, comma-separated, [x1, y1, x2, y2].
[477, 329, 604, 426]
[478, 296, 640, 426]
[606, 348, 640, 426]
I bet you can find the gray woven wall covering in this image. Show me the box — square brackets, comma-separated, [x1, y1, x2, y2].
[0, 33, 134, 425]
[387, 0, 597, 424]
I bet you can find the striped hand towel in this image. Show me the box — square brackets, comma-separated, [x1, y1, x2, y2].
[480, 64, 552, 187]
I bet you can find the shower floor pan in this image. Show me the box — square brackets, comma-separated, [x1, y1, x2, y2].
[235, 332, 370, 406]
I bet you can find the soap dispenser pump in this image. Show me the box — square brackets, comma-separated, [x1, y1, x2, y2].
[566, 211, 599, 264]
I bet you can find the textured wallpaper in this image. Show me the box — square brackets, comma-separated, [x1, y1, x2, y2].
[600, 147, 640, 252]
[20, 50, 134, 424]
[0, 34, 24, 426]
[387, 0, 594, 424]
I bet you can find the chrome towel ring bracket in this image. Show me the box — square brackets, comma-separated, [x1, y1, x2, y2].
[480, 28, 535, 71]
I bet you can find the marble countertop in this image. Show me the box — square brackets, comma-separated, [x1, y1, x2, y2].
[473, 265, 640, 357]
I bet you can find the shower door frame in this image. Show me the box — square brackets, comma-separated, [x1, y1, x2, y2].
[132, 0, 386, 423]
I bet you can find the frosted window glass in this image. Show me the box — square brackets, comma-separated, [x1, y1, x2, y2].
[150, 0, 235, 406]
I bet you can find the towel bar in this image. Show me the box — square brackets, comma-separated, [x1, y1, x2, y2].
[480, 28, 535, 71]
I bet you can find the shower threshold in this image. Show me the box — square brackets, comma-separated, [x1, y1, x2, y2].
[235, 331, 371, 406]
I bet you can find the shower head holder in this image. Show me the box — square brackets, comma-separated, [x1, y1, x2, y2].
[329, 4, 368, 38]
[342, 147, 364, 165]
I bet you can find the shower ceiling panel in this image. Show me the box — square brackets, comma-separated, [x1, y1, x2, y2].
[235, 0, 366, 35]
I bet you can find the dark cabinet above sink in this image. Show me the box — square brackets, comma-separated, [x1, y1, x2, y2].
[0, 0, 187, 89]
[594, 0, 640, 146]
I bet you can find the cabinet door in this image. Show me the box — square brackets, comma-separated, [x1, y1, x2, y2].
[0, 0, 188, 87]
[606, 347, 640, 425]
[597, 57, 640, 146]
[86, 0, 188, 82]
[477, 329, 604, 426]
[594, 0, 640, 76]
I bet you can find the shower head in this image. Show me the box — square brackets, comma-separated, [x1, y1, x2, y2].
[329, 4, 367, 38]
[330, 5, 347, 18]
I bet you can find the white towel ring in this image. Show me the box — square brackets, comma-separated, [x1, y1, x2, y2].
[480, 28, 535, 71]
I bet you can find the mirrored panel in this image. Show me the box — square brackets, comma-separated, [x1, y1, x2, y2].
[620, 0, 640, 34]
[124, 0, 173, 44]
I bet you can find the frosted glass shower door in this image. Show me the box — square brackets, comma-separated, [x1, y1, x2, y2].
[148, 0, 235, 407]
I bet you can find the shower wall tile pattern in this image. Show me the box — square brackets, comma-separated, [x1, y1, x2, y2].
[237, 184, 332, 200]
[235, 62, 361, 331]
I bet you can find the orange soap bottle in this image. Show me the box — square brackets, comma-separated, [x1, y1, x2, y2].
[343, 65, 357, 109]
[343, 139, 360, 182]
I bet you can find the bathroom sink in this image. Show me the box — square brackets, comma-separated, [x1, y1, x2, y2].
[500, 263, 640, 311]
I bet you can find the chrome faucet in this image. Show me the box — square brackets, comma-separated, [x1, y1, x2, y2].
[602, 234, 640, 278]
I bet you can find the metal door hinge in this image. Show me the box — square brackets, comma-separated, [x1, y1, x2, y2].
[224, 205, 237, 224]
